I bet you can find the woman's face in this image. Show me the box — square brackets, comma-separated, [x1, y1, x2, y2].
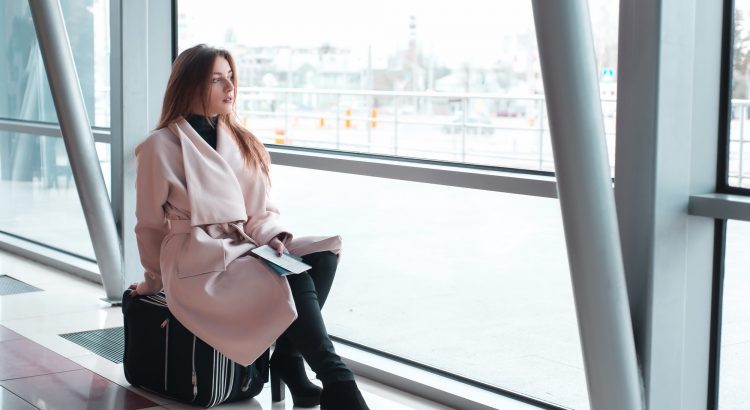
[197, 56, 234, 116]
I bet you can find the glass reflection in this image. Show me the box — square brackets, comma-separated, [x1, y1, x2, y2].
[0, 0, 110, 127]
[719, 220, 750, 408]
[0, 132, 110, 259]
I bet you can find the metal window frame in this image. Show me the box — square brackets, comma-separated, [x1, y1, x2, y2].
[331, 336, 565, 410]
[720, 0, 750, 195]
[707, 218, 727, 410]
[705, 1, 744, 409]
[615, 1, 728, 410]
[0, 119, 111, 143]
[267, 147, 558, 197]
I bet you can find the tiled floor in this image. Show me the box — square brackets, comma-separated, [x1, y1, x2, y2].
[0, 251, 454, 410]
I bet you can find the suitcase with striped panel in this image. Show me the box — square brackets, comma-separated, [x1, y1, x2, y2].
[122, 289, 268, 407]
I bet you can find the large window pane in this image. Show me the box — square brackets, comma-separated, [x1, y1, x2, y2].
[271, 165, 587, 409]
[730, 1, 750, 188]
[178, 0, 619, 173]
[0, 132, 110, 259]
[0, 0, 110, 127]
[719, 220, 750, 408]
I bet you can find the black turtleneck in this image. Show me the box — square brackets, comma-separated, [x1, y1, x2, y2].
[186, 114, 219, 150]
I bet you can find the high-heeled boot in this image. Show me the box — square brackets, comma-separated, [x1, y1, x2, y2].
[320, 380, 370, 410]
[270, 351, 322, 407]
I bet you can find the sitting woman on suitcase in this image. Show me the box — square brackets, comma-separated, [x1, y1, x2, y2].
[129, 43, 369, 410]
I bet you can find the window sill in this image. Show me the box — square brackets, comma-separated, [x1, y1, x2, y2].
[335, 340, 558, 410]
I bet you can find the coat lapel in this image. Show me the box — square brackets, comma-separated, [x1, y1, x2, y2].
[215, 122, 268, 215]
[215, 122, 236, 164]
[215, 122, 250, 185]
[169, 117, 247, 226]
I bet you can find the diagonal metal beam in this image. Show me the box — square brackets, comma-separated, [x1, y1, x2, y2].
[28, 0, 123, 303]
[531, 1, 643, 409]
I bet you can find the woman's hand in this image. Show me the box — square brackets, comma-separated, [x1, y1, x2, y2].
[129, 280, 161, 297]
[268, 236, 288, 256]
[128, 282, 139, 297]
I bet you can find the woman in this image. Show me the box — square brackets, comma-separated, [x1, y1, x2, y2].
[130, 44, 369, 410]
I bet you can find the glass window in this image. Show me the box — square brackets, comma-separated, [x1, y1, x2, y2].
[729, 1, 750, 188]
[0, 0, 110, 127]
[718, 220, 750, 408]
[178, 0, 619, 173]
[270, 165, 587, 409]
[0, 132, 110, 260]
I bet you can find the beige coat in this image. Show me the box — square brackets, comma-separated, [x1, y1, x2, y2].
[134, 117, 342, 365]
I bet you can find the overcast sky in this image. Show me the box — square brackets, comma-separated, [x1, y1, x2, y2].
[178, 0, 619, 67]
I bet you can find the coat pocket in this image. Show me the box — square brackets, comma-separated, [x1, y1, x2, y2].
[175, 227, 226, 278]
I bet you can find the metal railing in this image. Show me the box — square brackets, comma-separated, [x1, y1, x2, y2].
[3, 93, 746, 184]
[238, 88, 750, 183]
[237, 87, 618, 172]
[731, 99, 750, 188]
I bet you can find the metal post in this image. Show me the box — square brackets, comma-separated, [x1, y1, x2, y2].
[531, 2, 643, 409]
[367, 96, 373, 152]
[394, 97, 399, 155]
[284, 91, 290, 139]
[335, 94, 341, 149]
[538, 98, 545, 171]
[29, 0, 123, 303]
[461, 98, 467, 162]
[740, 105, 746, 187]
[285, 51, 291, 138]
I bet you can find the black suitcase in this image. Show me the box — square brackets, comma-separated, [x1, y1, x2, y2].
[122, 289, 269, 407]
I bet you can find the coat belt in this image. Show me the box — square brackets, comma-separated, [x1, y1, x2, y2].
[167, 218, 258, 246]
[167, 219, 192, 233]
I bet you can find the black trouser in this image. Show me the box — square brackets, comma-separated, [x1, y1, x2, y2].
[274, 251, 354, 385]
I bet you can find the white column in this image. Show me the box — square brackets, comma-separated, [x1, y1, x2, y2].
[531, 1, 643, 409]
[28, 0, 123, 302]
[615, 0, 724, 408]
[110, 0, 172, 291]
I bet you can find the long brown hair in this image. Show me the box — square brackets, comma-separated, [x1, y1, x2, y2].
[156, 44, 270, 178]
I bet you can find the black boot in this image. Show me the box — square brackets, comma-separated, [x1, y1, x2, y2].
[320, 380, 370, 410]
[270, 351, 322, 407]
